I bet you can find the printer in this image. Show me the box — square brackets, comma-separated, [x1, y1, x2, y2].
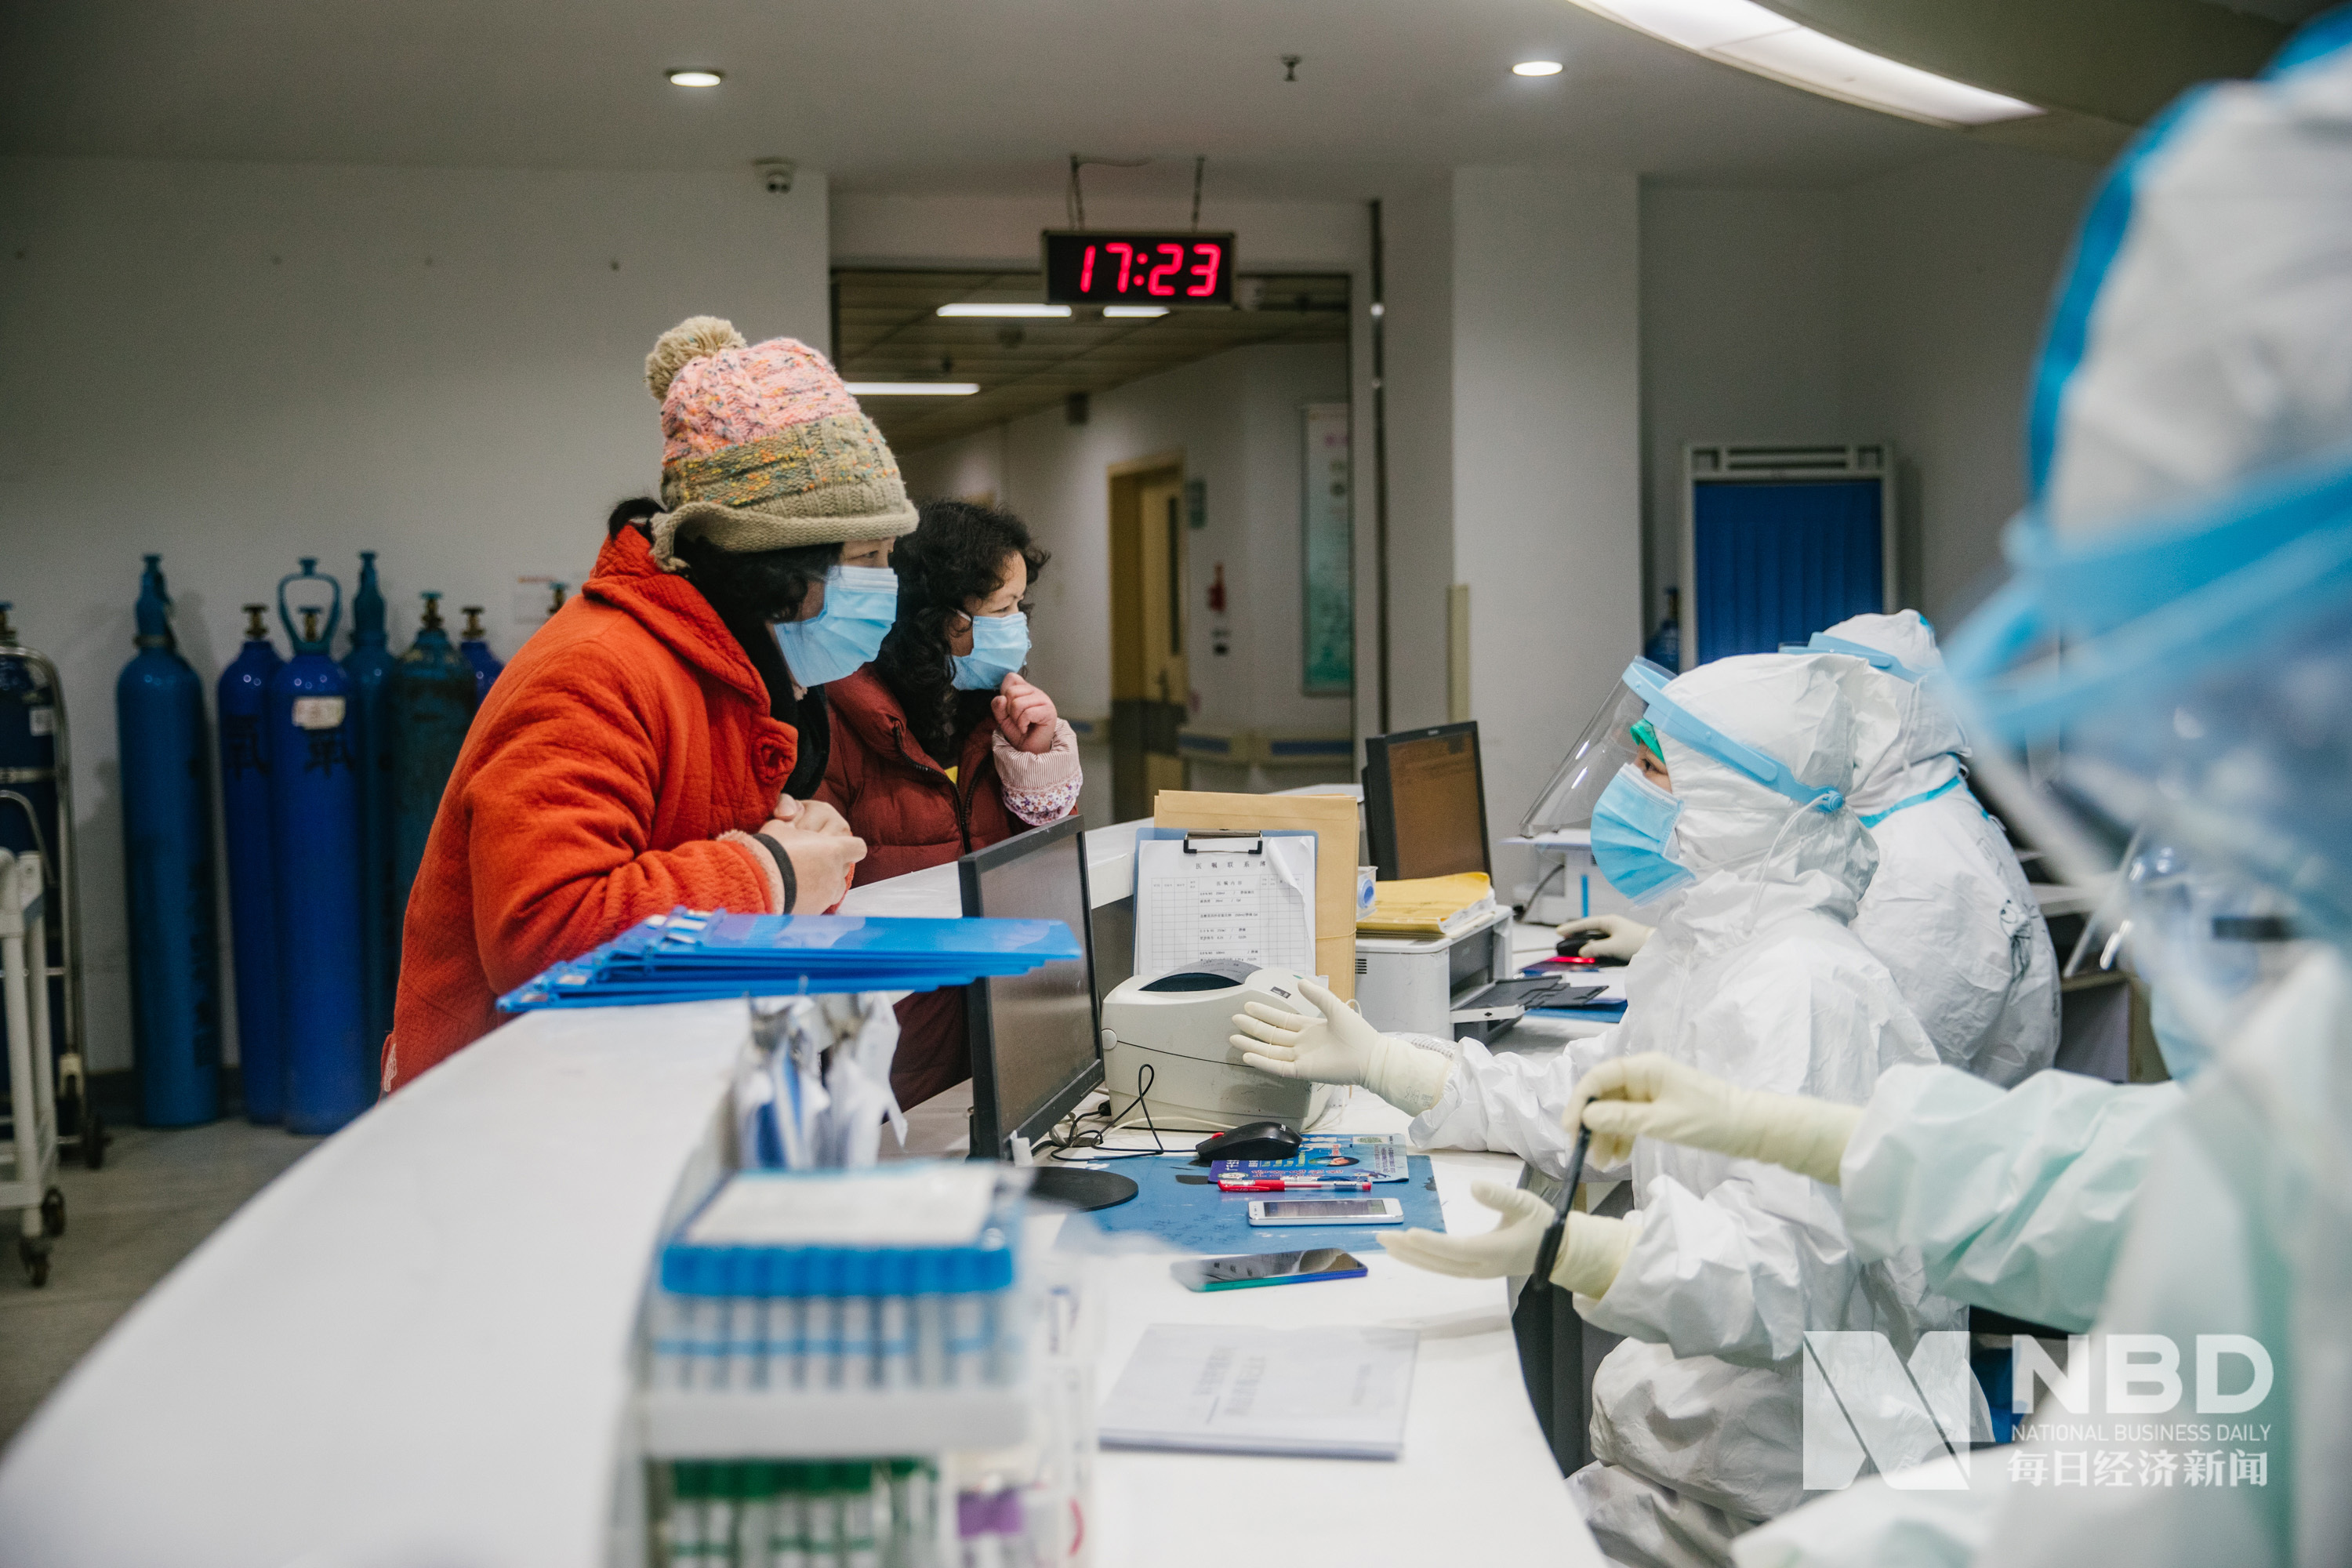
[1099, 960, 1337, 1133]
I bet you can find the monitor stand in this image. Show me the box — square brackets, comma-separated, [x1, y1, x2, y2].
[1025, 1165, 1139, 1212]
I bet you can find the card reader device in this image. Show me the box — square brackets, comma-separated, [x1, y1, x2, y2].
[1100, 961, 1338, 1133]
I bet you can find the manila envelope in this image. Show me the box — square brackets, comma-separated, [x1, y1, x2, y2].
[1152, 790, 1361, 1003]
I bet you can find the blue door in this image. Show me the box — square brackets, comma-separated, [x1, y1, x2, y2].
[1692, 478, 1884, 665]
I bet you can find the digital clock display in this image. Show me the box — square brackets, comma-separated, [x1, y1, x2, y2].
[1042, 230, 1236, 307]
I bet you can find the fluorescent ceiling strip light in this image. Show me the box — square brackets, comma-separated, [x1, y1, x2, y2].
[936, 303, 1072, 318]
[1103, 306, 1169, 318]
[846, 382, 981, 397]
[1563, 0, 2039, 128]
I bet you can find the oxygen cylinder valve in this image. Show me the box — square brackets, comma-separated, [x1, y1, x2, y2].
[242, 604, 269, 640]
[0, 601, 15, 642]
[461, 606, 486, 639]
[300, 608, 323, 644]
[418, 591, 446, 630]
[134, 556, 176, 650]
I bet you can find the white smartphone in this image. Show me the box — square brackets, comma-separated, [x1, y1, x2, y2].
[1246, 1197, 1404, 1227]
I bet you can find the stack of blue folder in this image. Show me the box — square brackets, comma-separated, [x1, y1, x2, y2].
[497, 907, 1082, 1013]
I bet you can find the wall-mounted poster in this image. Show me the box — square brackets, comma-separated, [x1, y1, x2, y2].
[1301, 402, 1352, 696]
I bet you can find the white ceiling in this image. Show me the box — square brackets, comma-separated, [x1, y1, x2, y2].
[0, 0, 1979, 198]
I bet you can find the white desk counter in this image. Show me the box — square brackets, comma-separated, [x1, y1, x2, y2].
[0, 822, 1600, 1567]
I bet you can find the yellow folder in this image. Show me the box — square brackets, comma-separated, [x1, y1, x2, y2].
[1357, 873, 1497, 936]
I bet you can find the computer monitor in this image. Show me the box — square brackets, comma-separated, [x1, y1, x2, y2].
[1363, 720, 1492, 882]
[957, 817, 1137, 1211]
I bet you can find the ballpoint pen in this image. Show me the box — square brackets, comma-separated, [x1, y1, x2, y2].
[1214, 1178, 1377, 1192]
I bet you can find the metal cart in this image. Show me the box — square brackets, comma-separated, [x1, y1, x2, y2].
[0, 849, 65, 1284]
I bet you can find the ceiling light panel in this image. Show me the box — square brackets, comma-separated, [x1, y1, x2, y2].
[666, 69, 723, 87]
[1563, 0, 2039, 127]
[1102, 306, 1169, 318]
[936, 303, 1072, 318]
[1512, 60, 1565, 76]
[846, 382, 982, 397]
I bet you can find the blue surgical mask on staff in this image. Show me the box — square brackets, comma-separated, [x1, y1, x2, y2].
[771, 565, 898, 688]
[1590, 765, 1696, 905]
[952, 611, 1031, 691]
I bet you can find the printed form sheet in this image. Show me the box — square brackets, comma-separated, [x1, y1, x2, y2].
[1133, 834, 1317, 978]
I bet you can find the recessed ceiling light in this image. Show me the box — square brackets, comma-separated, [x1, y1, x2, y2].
[845, 382, 981, 397]
[666, 68, 724, 88]
[935, 303, 1072, 318]
[1103, 306, 1170, 319]
[1512, 60, 1565, 76]
[1561, 0, 2038, 127]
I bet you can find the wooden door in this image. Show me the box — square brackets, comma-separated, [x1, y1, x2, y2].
[1109, 459, 1189, 820]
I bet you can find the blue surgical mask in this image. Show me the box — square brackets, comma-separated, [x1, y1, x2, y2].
[1590, 765, 1696, 905]
[771, 565, 898, 688]
[952, 610, 1031, 691]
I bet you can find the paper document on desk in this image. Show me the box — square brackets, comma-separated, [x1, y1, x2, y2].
[1098, 1324, 1418, 1459]
[1133, 832, 1317, 977]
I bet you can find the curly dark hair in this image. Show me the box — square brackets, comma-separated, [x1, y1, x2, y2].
[673, 531, 843, 718]
[876, 500, 1050, 766]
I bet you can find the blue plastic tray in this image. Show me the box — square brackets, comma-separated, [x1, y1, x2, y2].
[1062, 1152, 1446, 1256]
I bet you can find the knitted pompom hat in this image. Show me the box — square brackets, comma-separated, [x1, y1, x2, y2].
[642, 315, 917, 569]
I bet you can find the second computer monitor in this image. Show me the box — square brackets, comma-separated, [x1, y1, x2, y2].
[958, 817, 1101, 1157]
[1363, 720, 1492, 882]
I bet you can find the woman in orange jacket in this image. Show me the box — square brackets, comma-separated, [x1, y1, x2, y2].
[384, 318, 914, 1091]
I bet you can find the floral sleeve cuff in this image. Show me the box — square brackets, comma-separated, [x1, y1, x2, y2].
[994, 720, 1083, 826]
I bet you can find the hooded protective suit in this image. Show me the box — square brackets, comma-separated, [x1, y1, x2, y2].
[1827, 612, 2060, 1087]
[1735, 19, 2352, 1566]
[1410, 654, 1965, 1568]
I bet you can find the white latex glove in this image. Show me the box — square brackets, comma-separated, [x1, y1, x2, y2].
[1381, 1181, 1634, 1298]
[1556, 912, 1653, 961]
[1567, 1052, 1864, 1184]
[1229, 976, 1452, 1115]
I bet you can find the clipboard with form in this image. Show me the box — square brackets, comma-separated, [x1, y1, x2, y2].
[1131, 829, 1318, 979]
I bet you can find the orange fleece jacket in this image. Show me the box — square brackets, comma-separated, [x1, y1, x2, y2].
[384, 528, 792, 1090]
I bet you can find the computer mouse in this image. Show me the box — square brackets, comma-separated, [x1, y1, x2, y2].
[1193, 1121, 1303, 1164]
[1555, 940, 1628, 968]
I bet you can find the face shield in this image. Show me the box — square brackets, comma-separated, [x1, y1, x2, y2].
[1519, 659, 1673, 834]
[1944, 452, 2352, 949]
[2109, 832, 2313, 1080]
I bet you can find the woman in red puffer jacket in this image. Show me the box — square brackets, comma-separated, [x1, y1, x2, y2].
[818, 501, 1082, 1106]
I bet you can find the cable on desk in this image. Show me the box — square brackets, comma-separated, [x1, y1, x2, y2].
[1043, 1062, 1173, 1163]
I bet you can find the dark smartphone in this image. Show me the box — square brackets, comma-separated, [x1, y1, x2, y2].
[1171, 1249, 1368, 1292]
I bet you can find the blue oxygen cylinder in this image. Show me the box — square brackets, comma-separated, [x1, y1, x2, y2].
[342, 552, 399, 1054]
[115, 557, 222, 1127]
[267, 558, 372, 1134]
[217, 604, 285, 1123]
[391, 592, 475, 943]
[457, 604, 504, 705]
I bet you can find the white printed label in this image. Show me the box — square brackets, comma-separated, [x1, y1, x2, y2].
[292, 696, 346, 731]
[27, 706, 54, 736]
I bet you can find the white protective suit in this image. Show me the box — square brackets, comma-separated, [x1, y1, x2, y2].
[1829, 612, 2060, 1087]
[1838, 1062, 2179, 1334]
[1737, 19, 2352, 1566]
[1410, 655, 1966, 1568]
